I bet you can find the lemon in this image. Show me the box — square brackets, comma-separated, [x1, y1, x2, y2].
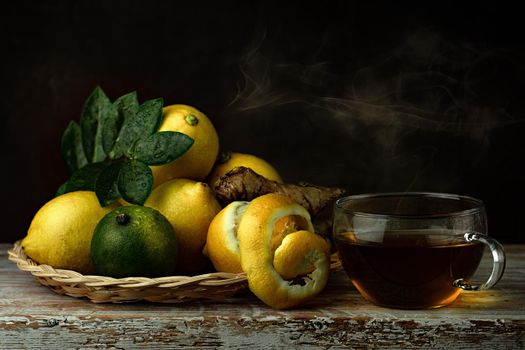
[207, 152, 283, 188]
[237, 193, 330, 309]
[144, 178, 221, 274]
[150, 105, 219, 187]
[91, 206, 178, 278]
[203, 201, 249, 273]
[21, 191, 116, 273]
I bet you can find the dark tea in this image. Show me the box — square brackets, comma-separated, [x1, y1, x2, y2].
[335, 229, 485, 309]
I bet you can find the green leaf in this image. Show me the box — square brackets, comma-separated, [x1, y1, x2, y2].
[55, 162, 108, 196]
[112, 98, 164, 158]
[109, 92, 139, 158]
[95, 161, 123, 206]
[80, 86, 113, 162]
[60, 121, 88, 174]
[55, 181, 69, 197]
[100, 105, 119, 156]
[130, 131, 194, 165]
[114, 91, 139, 122]
[138, 98, 164, 134]
[118, 159, 153, 205]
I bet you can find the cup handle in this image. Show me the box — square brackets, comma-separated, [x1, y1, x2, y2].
[453, 232, 506, 291]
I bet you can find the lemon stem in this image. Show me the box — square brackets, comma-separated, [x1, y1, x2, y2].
[116, 213, 130, 225]
[185, 114, 199, 126]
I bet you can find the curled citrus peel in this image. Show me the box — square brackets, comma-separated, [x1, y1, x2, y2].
[237, 193, 331, 309]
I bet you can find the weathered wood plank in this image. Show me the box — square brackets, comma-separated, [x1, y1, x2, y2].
[1, 244, 524, 349]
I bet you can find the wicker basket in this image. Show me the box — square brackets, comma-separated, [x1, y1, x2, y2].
[8, 240, 341, 303]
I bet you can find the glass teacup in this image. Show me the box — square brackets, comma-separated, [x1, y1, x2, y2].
[332, 192, 506, 309]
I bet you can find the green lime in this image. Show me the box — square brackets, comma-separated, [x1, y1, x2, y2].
[91, 205, 178, 277]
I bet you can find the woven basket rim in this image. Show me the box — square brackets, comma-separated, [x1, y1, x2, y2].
[8, 240, 250, 288]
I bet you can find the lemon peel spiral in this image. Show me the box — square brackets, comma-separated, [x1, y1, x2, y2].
[237, 193, 331, 309]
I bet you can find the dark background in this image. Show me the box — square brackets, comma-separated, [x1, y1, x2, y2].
[1, 1, 524, 243]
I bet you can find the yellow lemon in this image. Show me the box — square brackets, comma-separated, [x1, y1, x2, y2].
[21, 191, 116, 273]
[150, 105, 219, 187]
[208, 152, 283, 188]
[203, 201, 249, 273]
[237, 193, 330, 309]
[144, 178, 221, 274]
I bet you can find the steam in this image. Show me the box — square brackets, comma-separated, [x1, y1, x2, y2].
[226, 29, 524, 192]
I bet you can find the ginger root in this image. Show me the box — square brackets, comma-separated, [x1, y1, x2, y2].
[213, 167, 345, 216]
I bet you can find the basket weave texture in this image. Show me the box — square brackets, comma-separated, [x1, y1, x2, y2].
[8, 240, 341, 303]
[8, 240, 248, 303]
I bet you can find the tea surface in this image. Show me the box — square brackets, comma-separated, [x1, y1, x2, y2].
[335, 229, 485, 309]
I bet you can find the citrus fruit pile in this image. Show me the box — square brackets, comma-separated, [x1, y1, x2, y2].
[21, 88, 334, 309]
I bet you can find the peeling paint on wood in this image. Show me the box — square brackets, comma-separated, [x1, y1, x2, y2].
[1, 244, 525, 349]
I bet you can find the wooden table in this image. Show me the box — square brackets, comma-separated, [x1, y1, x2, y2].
[1, 243, 524, 349]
